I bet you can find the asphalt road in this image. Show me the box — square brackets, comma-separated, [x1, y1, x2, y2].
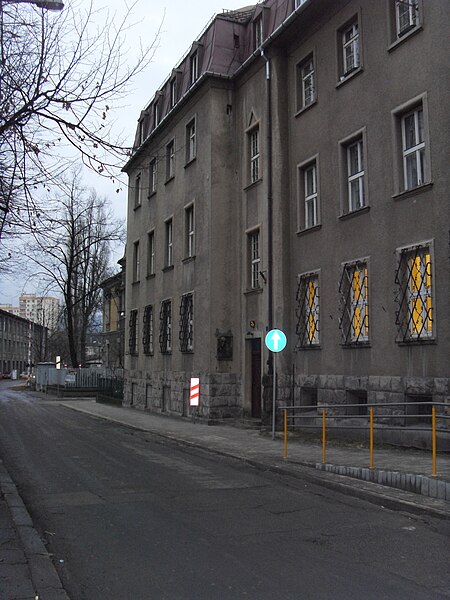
[0, 383, 449, 600]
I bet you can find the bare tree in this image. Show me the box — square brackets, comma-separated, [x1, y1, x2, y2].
[23, 172, 124, 367]
[0, 0, 158, 243]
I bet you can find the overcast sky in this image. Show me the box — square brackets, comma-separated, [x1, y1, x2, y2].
[0, 0, 241, 304]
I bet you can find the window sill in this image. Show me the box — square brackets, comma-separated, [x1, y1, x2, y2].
[132, 280, 140, 286]
[244, 287, 263, 296]
[164, 176, 175, 186]
[133, 204, 141, 212]
[339, 205, 370, 221]
[294, 99, 317, 119]
[162, 265, 174, 273]
[184, 157, 196, 169]
[143, 352, 154, 356]
[296, 224, 321, 236]
[243, 178, 263, 192]
[388, 25, 422, 53]
[148, 191, 156, 199]
[181, 350, 194, 354]
[146, 274, 156, 280]
[161, 351, 172, 355]
[182, 255, 196, 264]
[341, 342, 371, 349]
[298, 344, 321, 351]
[392, 182, 433, 201]
[396, 338, 436, 347]
[336, 66, 363, 88]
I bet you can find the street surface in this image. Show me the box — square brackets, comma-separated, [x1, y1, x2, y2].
[0, 381, 449, 600]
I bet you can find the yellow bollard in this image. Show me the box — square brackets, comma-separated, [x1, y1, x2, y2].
[369, 407, 374, 469]
[432, 406, 437, 477]
[322, 409, 326, 464]
[284, 409, 288, 460]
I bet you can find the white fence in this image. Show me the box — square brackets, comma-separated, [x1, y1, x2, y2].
[36, 365, 124, 390]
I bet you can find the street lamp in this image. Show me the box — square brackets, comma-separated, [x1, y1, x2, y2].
[1, 0, 64, 10]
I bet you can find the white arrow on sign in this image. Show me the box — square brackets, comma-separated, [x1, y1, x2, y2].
[271, 331, 281, 351]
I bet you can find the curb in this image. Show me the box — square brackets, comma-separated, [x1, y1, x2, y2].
[60, 402, 450, 521]
[0, 461, 71, 600]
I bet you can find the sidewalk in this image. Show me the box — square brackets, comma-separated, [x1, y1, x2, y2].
[60, 398, 450, 519]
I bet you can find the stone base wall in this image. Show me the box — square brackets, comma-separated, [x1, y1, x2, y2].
[124, 370, 243, 421]
[275, 373, 450, 447]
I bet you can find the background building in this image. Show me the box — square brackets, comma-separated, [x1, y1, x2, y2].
[0, 294, 60, 331]
[124, 0, 449, 435]
[0, 309, 48, 376]
[100, 255, 126, 369]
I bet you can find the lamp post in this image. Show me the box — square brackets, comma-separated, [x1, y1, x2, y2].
[1, 0, 64, 10]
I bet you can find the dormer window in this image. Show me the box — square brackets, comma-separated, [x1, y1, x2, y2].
[170, 78, 177, 108]
[254, 15, 263, 49]
[153, 101, 159, 129]
[190, 51, 198, 85]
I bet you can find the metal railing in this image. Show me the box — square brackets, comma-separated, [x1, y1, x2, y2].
[278, 401, 449, 477]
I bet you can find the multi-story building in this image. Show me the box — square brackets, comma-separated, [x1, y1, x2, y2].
[100, 255, 126, 369]
[0, 309, 48, 375]
[123, 0, 449, 430]
[19, 294, 60, 330]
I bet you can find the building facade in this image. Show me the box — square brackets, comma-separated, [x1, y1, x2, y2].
[0, 309, 48, 375]
[100, 257, 126, 369]
[124, 0, 449, 428]
[0, 294, 60, 331]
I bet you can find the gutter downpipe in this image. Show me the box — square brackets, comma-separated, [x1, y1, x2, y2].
[261, 48, 273, 376]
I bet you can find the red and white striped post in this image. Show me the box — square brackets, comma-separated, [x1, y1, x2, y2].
[190, 377, 200, 407]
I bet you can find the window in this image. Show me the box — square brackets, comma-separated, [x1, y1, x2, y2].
[297, 55, 315, 110]
[190, 51, 198, 85]
[299, 160, 319, 229]
[165, 219, 173, 267]
[402, 107, 425, 190]
[186, 118, 196, 163]
[159, 299, 172, 353]
[153, 101, 159, 129]
[339, 260, 369, 345]
[170, 78, 177, 108]
[166, 140, 175, 180]
[248, 230, 261, 290]
[249, 128, 260, 184]
[185, 205, 194, 258]
[396, 0, 418, 37]
[395, 243, 433, 341]
[179, 293, 194, 352]
[129, 309, 138, 355]
[149, 159, 157, 195]
[132, 241, 140, 282]
[134, 174, 142, 208]
[296, 272, 320, 347]
[143, 304, 154, 355]
[254, 15, 263, 49]
[340, 20, 360, 77]
[346, 138, 365, 211]
[147, 231, 155, 276]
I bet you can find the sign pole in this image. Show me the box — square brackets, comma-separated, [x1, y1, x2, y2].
[272, 351, 276, 440]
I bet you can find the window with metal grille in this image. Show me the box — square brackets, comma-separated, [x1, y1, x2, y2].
[396, 0, 418, 36]
[179, 293, 193, 352]
[159, 300, 172, 353]
[339, 261, 369, 344]
[395, 244, 433, 341]
[249, 128, 260, 184]
[142, 304, 154, 355]
[296, 272, 320, 347]
[129, 310, 138, 355]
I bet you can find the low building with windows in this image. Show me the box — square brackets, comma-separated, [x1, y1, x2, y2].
[0, 309, 48, 376]
[100, 256, 126, 369]
[124, 0, 449, 433]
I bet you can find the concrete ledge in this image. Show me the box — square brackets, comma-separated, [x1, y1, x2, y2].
[316, 462, 450, 502]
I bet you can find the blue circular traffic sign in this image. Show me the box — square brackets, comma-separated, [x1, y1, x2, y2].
[265, 329, 287, 353]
